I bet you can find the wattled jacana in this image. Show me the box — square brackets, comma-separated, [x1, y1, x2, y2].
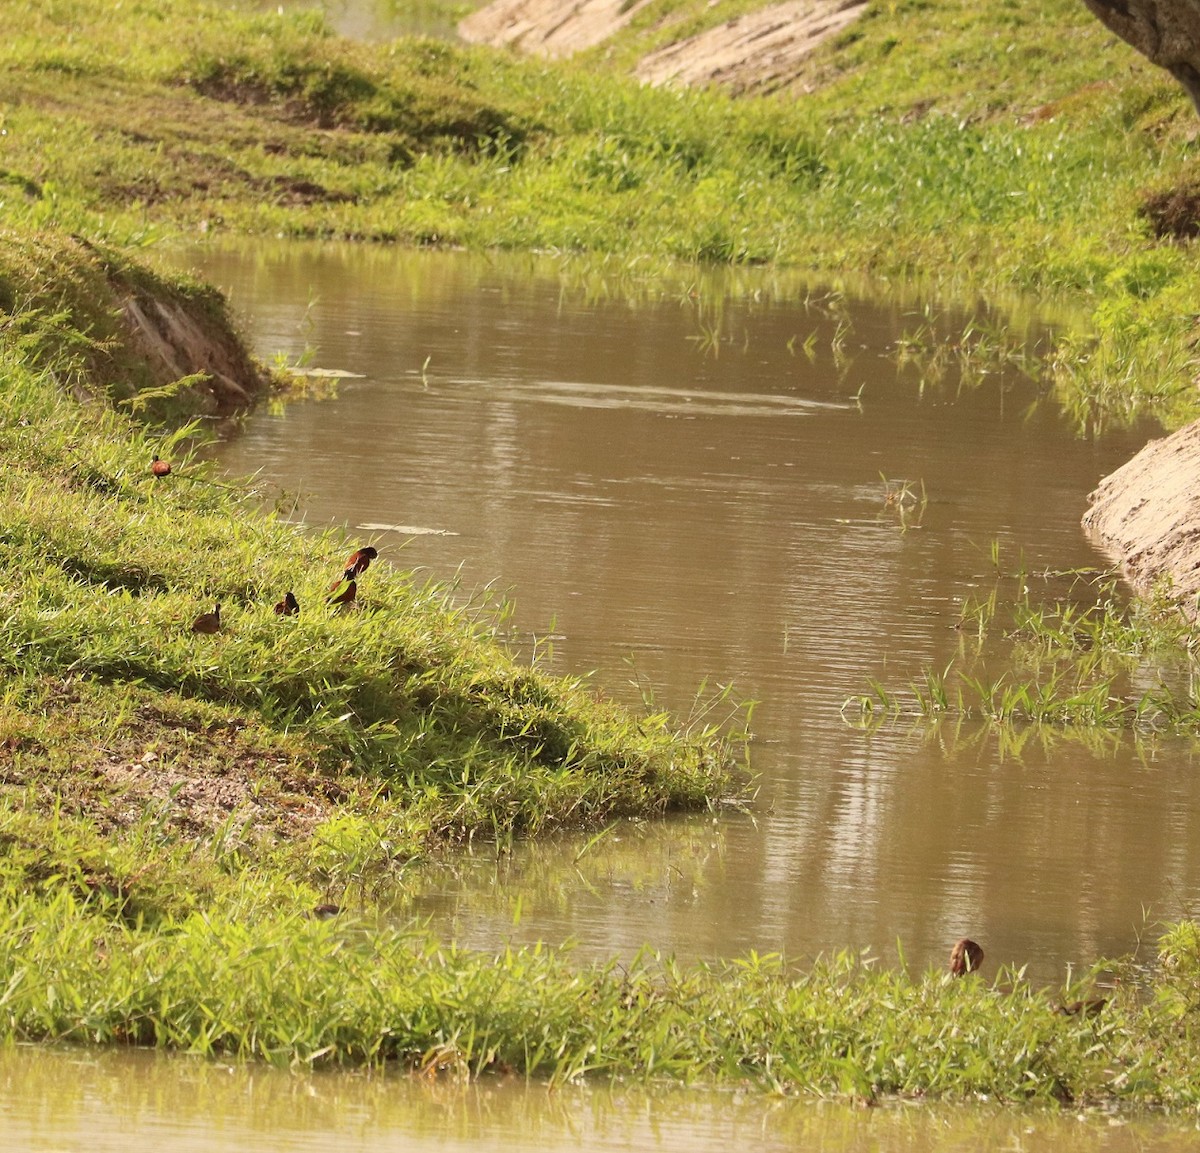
[191, 603, 221, 634]
[151, 455, 172, 477]
[327, 580, 357, 608]
[333, 546, 377, 586]
[948, 938, 984, 976]
[274, 590, 300, 616]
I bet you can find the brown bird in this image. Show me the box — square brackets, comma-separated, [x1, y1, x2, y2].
[327, 580, 357, 608]
[151, 454, 172, 477]
[331, 546, 377, 588]
[191, 603, 221, 634]
[273, 590, 300, 616]
[1055, 998, 1107, 1018]
[948, 938, 984, 977]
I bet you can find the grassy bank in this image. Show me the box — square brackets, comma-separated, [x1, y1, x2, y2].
[0, 233, 742, 921]
[4, 880, 1200, 1107]
[0, 0, 1198, 426]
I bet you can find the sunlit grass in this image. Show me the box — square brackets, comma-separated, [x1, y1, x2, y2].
[0, 0, 1199, 424]
[0, 879, 1153, 1099]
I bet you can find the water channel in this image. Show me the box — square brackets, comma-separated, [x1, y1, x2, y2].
[170, 239, 1196, 989]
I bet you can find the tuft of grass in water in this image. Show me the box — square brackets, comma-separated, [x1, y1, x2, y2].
[847, 564, 1200, 733]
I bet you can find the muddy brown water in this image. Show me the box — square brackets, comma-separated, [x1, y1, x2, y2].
[171, 241, 1200, 989]
[7, 1044, 1200, 1153]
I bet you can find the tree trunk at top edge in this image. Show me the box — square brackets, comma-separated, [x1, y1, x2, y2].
[1082, 0, 1200, 114]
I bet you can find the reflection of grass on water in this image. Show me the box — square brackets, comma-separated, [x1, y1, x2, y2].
[846, 566, 1200, 733]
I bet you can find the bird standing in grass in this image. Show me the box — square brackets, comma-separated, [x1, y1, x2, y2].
[151, 454, 172, 477]
[191, 603, 221, 633]
[274, 590, 300, 616]
[333, 546, 377, 586]
[327, 579, 357, 608]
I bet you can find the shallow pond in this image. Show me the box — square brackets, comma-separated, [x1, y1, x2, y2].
[165, 241, 1199, 991]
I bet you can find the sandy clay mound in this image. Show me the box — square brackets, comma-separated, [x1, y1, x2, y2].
[459, 0, 867, 93]
[1083, 418, 1200, 613]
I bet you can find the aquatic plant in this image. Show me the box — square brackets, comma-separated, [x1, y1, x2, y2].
[846, 566, 1200, 733]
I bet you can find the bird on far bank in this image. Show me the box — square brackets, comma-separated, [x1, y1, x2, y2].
[1055, 997, 1107, 1017]
[191, 603, 221, 633]
[327, 580, 357, 608]
[151, 454, 172, 477]
[274, 590, 300, 616]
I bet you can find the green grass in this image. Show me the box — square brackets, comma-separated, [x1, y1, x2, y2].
[846, 563, 1200, 732]
[1, 0, 1199, 424]
[4, 875, 1200, 1108]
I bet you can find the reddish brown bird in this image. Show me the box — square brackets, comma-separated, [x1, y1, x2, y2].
[191, 603, 221, 634]
[327, 580, 357, 608]
[1055, 998, 1107, 1017]
[948, 938, 984, 977]
[335, 546, 377, 585]
[151, 454, 172, 477]
[307, 903, 342, 920]
[273, 590, 300, 616]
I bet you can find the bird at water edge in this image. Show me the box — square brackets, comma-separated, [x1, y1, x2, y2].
[948, 938, 984, 977]
[151, 454, 172, 477]
[191, 603, 221, 633]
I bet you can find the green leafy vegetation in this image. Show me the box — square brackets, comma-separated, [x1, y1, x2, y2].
[1, 0, 1199, 425]
[846, 562, 1200, 733]
[3, 878, 1200, 1108]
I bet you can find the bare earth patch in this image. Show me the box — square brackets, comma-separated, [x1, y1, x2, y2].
[459, 0, 656, 56]
[636, 0, 868, 94]
[0, 679, 349, 842]
[1083, 417, 1200, 613]
[459, 0, 867, 93]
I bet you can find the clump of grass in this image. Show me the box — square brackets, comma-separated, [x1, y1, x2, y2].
[0, 228, 271, 423]
[846, 568, 1200, 732]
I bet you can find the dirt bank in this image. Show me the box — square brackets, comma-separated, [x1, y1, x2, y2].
[0, 231, 270, 423]
[1083, 418, 1200, 612]
[458, 0, 867, 94]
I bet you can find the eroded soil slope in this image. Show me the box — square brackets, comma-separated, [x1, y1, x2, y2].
[1083, 419, 1200, 612]
[459, 0, 867, 93]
